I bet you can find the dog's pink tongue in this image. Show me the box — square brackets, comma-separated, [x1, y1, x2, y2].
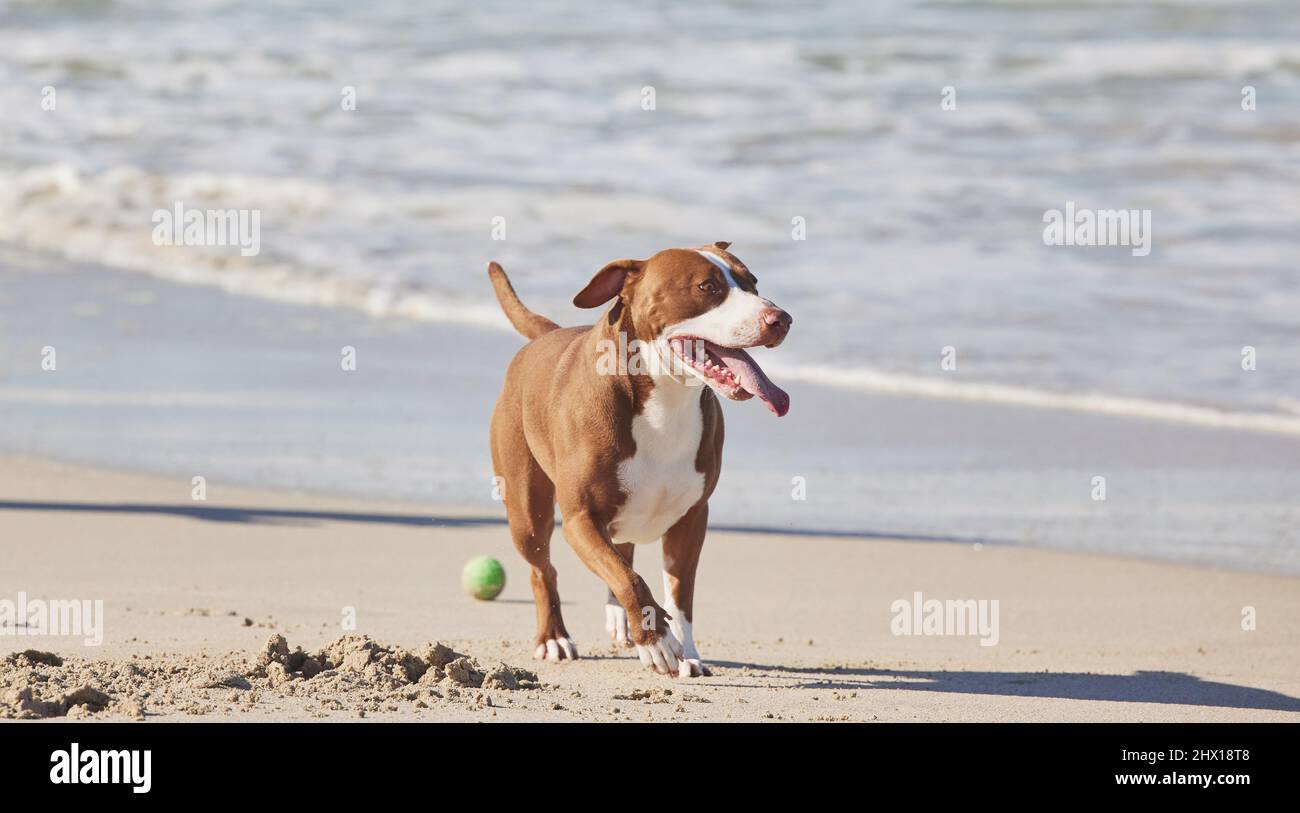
[712, 345, 790, 417]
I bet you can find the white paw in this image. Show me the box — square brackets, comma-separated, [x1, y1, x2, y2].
[605, 602, 632, 647]
[533, 636, 579, 662]
[634, 629, 684, 675]
[677, 658, 711, 678]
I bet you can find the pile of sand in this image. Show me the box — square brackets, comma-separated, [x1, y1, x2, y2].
[1, 635, 542, 720]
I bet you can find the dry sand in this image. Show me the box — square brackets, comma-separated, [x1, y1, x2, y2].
[1, 455, 1297, 722]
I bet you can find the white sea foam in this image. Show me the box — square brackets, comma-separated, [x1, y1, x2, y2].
[770, 364, 1300, 437]
[1017, 40, 1300, 83]
[2, 155, 1298, 438]
[0, 388, 323, 409]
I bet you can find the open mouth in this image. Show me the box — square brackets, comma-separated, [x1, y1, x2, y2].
[667, 337, 790, 417]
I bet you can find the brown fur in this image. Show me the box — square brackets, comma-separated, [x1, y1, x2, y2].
[487, 245, 768, 662]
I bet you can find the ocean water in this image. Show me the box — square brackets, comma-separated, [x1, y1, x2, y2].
[1, 0, 1299, 426]
[3, 0, 1300, 575]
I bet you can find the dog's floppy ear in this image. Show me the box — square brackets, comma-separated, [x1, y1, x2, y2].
[713, 241, 731, 251]
[573, 258, 643, 308]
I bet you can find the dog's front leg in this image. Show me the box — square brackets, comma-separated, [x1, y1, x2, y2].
[662, 502, 711, 677]
[605, 543, 635, 648]
[561, 510, 683, 675]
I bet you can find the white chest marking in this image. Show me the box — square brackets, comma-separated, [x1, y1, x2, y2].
[610, 384, 705, 545]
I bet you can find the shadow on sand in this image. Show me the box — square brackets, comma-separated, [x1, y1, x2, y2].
[709, 661, 1300, 712]
[0, 500, 1011, 546]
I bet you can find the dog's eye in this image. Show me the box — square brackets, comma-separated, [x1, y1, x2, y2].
[698, 280, 720, 295]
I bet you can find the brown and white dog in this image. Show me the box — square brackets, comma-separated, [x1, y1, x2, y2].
[487, 243, 791, 677]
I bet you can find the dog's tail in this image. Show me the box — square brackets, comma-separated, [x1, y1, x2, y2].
[488, 262, 561, 340]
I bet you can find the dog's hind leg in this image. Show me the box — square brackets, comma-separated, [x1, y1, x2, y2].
[507, 461, 576, 661]
[491, 418, 575, 662]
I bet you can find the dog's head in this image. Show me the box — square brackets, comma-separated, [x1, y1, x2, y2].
[573, 242, 792, 416]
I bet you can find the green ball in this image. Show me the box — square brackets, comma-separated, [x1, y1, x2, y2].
[462, 556, 506, 601]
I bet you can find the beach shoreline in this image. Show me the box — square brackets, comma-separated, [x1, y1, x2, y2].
[2, 455, 1298, 722]
[4, 256, 1300, 576]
